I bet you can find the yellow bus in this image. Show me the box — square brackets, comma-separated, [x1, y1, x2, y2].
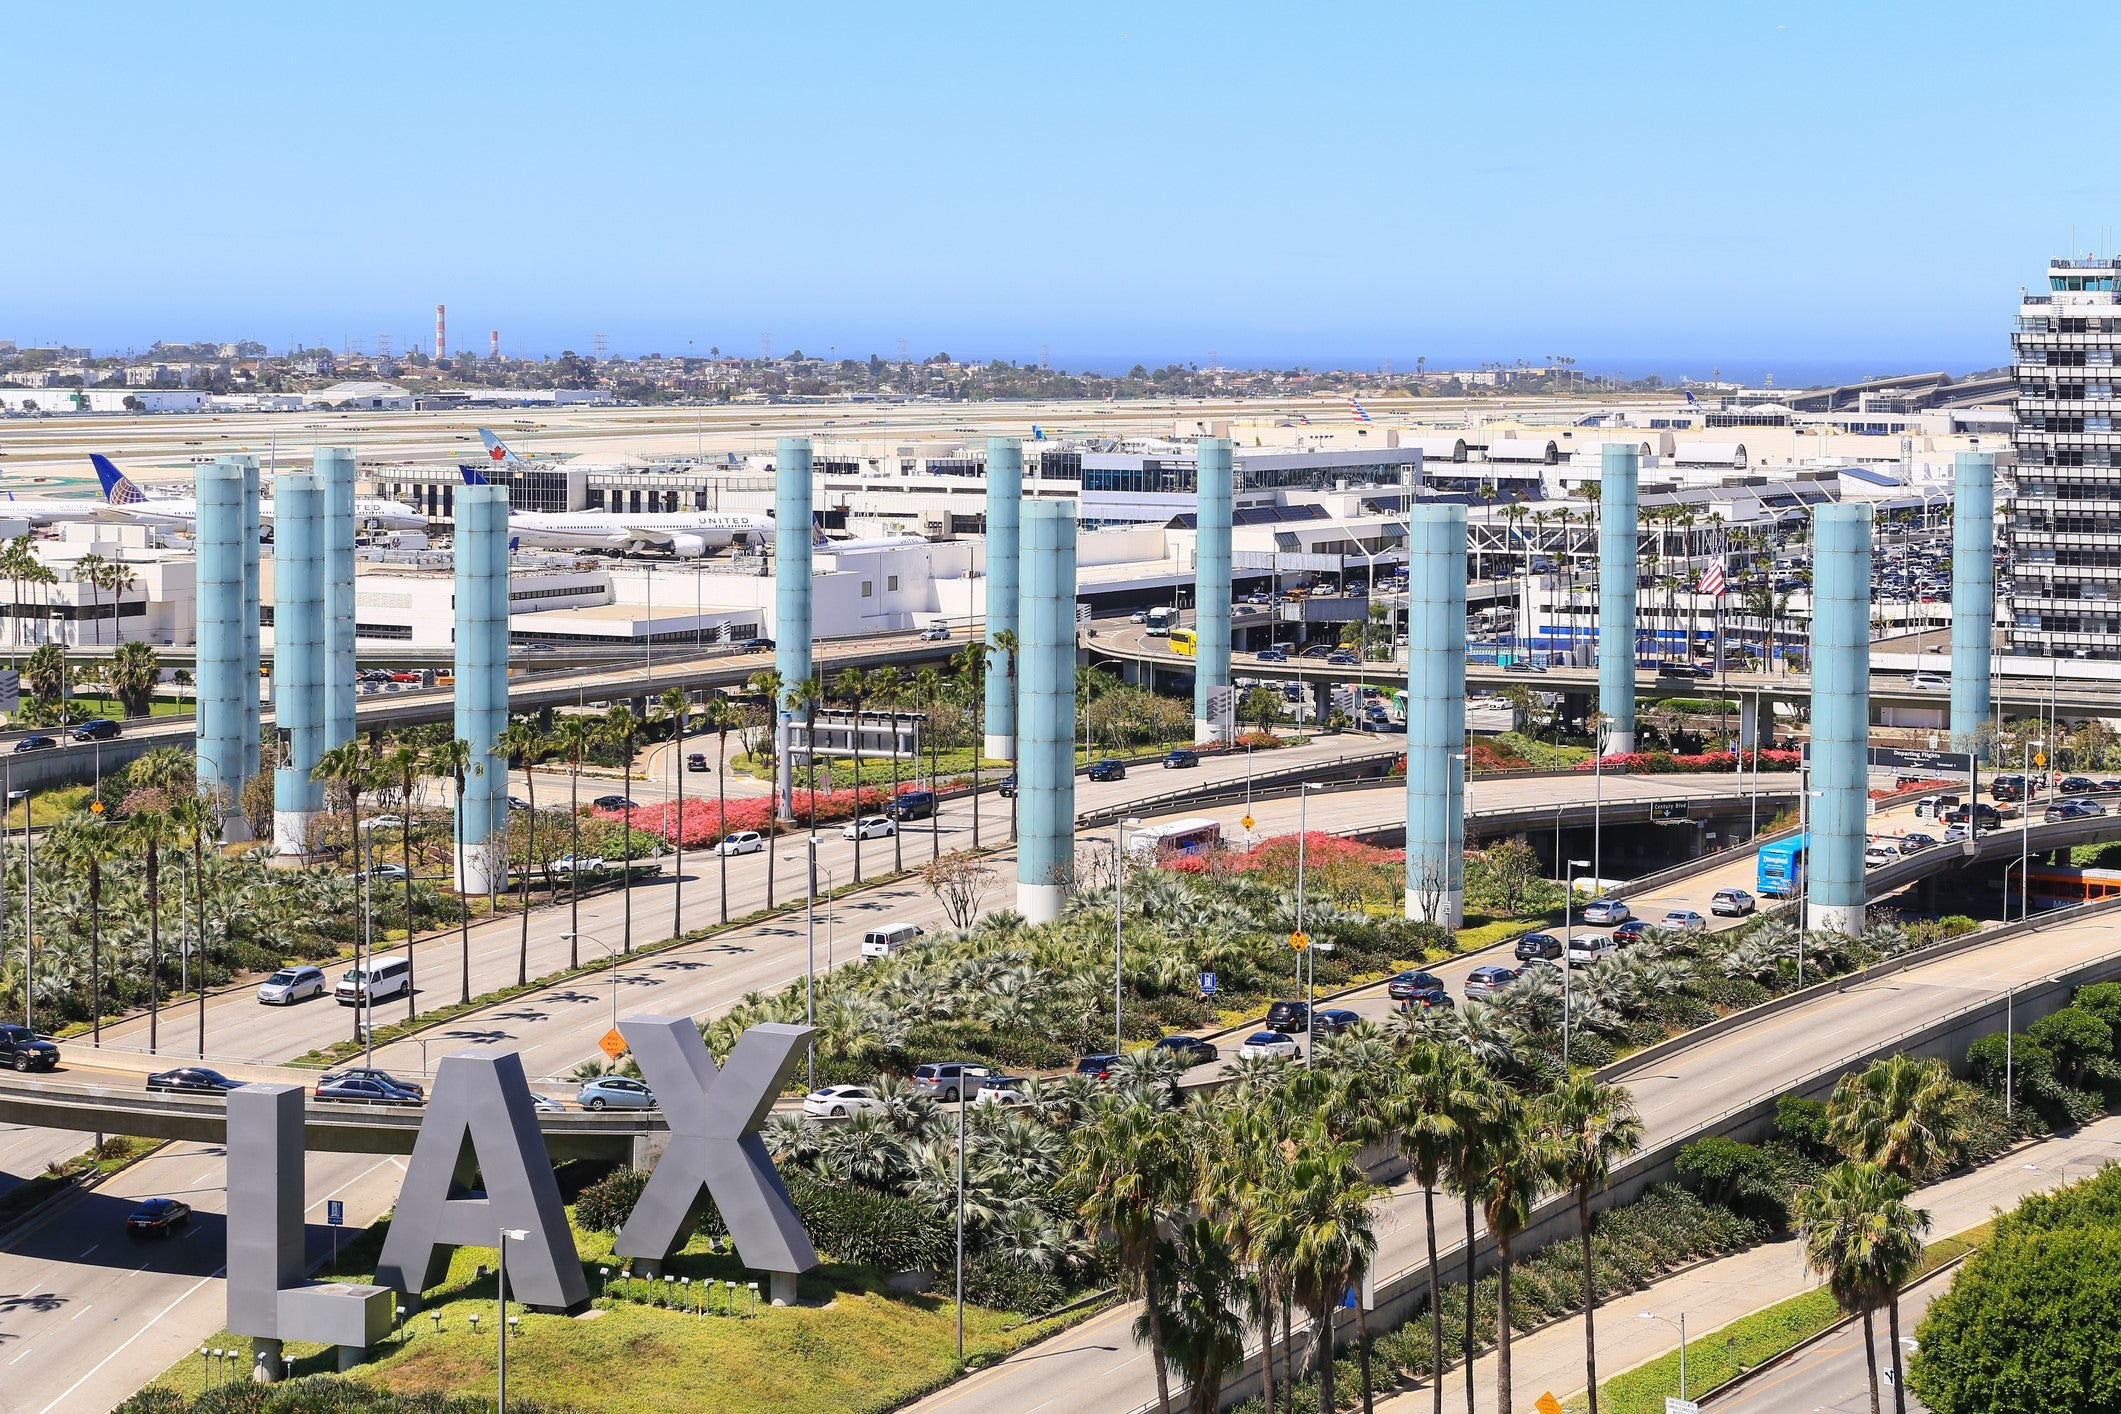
[1170, 628, 1197, 657]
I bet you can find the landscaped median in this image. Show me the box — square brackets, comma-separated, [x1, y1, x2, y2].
[119, 1176, 1092, 1414]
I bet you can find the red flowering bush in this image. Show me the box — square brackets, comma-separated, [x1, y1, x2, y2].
[1163, 832, 1405, 904]
[1574, 748, 1801, 775]
[594, 784, 897, 847]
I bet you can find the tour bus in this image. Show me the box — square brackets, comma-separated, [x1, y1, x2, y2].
[1145, 606, 1178, 636]
[1125, 817, 1223, 860]
[1169, 628, 1198, 657]
[1756, 833, 1808, 898]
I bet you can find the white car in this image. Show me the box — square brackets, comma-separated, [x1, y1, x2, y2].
[843, 816, 896, 841]
[1909, 672, 1949, 691]
[716, 831, 764, 856]
[1238, 1031, 1301, 1061]
[1660, 909, 1709, 933]
[359, 814, 408, 832]
[802, 1085, 886, 1118]
[549, 854, 607, 875]
[1565, 936, 1615, 967]
[257, 965, 327, 1005]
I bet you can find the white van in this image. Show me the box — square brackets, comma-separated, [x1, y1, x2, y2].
[336, 955, 413, 1006]
[861, 923, 925, 960]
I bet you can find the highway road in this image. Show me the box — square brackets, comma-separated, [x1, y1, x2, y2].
[906, 889, 2121, 1414]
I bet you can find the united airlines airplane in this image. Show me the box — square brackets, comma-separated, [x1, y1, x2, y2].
[457, 466, 775, 556]
[90, 455, 427, 531]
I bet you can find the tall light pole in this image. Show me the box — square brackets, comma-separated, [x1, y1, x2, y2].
[1114, 816, 1141, 1056]
[497, 1226, 528, 1412]
[562, 932, 619, 1037]
[1637, 1310, 1688, 1401]
[1296, 782, 1323, 1066]
[780, 837, 822, 1088]
[1799, 788, 1822, 980]
[1563, 857, 1589, 1066]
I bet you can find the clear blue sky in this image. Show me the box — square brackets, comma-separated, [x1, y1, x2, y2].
[3, 2, 2110, 382]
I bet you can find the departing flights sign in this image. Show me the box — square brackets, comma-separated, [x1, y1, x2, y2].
[1799, 745, 1975, 775]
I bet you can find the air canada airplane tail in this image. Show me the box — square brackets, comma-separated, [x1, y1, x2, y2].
[90, 454, 149, 505]
[476, 429, 520, 464]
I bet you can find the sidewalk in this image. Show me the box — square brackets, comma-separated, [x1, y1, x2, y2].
[1376, 1113, 2121, 1414]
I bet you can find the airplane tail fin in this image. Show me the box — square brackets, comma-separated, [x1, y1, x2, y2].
[476, 429, 519, 463]
[1031, 424, 1045, 441]
[458, 464, 491, 486]
[90, 454, 148, 505]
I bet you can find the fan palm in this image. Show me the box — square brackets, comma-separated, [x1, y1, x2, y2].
[601, 705, 642, 955]
[1066, 1097, 1190, 1414]
[1825, 1055, 1963, 1181]
[494, 717, 544, 986]
[1475, 1098, 1550, 1414]
[1543, 1074, 1644, 1414]
[313, 737, 374, 1040]
[653, 686, 690, 939]
[830, 667, 870, 882]
[1394, 1039, 1487, 1414]
[47, 816, 121, 1041]
[1796, 1161, 1929, 1414]
[869, 665, 906, 873]
[549, 712, 596, 964]
[125, 806, 182, 1053]
[424, 735, 476, 1004]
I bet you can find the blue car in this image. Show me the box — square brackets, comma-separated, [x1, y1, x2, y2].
[11, 735, 55, 753]
[1256, 648, 1290, 662]
[1086, 758, 1128, 782]
[1163, 749, 1200, 769]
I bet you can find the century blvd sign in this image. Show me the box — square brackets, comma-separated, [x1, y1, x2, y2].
[225, 1018, 816, 1380]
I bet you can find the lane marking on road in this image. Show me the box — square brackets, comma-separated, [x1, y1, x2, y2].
[67, 1304, 92, 1321]
[35, 1266, 224, 1414]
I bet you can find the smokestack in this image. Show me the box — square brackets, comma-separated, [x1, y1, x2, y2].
[490, 329, 499, 359]
[434, 304, 446, 360]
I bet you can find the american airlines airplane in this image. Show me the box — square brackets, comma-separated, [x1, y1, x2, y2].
[90, 455, 427, 531]
[457, 465, 775, 556]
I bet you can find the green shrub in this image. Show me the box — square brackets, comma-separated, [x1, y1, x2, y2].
[2026, 1006, 2114, 1088]
[1772, 1094, 1833, 1159]
[783, 1172, 951, 1272]
[574, 1166, 652, 1234]
[2074, 981, 2121, 1036]
[962, 1255, 1066, 1314]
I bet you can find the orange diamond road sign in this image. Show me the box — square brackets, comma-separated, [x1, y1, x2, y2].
[1289, 930, 1310, 951]
[1240, 814, 1255, 831]
[598, 1028, 628, 1061]
[1534, 1394, 1562, 1414]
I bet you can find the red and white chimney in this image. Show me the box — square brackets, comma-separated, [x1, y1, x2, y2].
[490, 329, 499, 359]
[434, 304, 446, 360]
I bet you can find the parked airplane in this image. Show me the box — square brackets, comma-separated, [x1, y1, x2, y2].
[90, 455, 426, 531]
[457, 466, 773, 556]
[0, 490, 113, 528]
[809, 528, 930, 554]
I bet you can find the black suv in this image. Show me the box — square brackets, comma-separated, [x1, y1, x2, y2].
[1086, 758, 1128, 782]
[1264, 999, 1311, 1034]
[1989, 774, 2026, 802]
[0, 1023, 59, 1072]
[1513, 932, 1563, 962]
[73, 719, 121, 742]
[886, 790, 938, 821]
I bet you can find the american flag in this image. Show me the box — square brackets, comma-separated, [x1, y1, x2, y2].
[1696, 563, 1727, 597]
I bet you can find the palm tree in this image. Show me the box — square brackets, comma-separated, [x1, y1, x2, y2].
[1066, 1098, 1190, 1414]
[914, 666, 947, 861]
[989, 629, 1020, 842]
[1475, 1099, 1549, 1414]
[74, 553, 107, 648]
[870, 666, 906, 874]
[424, 736, 476, 1004]
[127, 806, 182, 1053]
[313, 737, 373, 1040]
[1796, 1162, 1930, 1414]
[653, 686, 690, 940]
[110, 640, 158, 719]
[1270, 1124, 1378, 1414]
[1825, 1055, 1963, 1181]
[103, 561, 137, 647]
[746, 668, 785, 912]
[377, 734, 425, 1002]
[549, 714, 596, 967]
[784, 679, 824, 832]
[707, 699, 737, 922]
[49, 815, 120, 1041]
[951, 643, 987, 849]
[1543, 1075, 1644, 1414]
[1395, 1040, 1486, 1414]
[494, 717, 544, 986]
[831, 667, 870, 883]
[0, 534, 37, 666]
[601, 705, 641, 955]
[168, 790, 217, 1054]
[1444, 1073, 1512, 1414]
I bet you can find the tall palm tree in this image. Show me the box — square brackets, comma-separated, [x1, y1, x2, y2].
[784, 679, 824, 832]
[494, 717, 545, 987]
[377, 734, 426, 996]
[870, 666, 906, 874]
[653, 687, 691, 940]
[549, 714, 596, 967]
[49, 816, 120, 1041]
[707, 699, 737, 922]
[1825, 1055, 1963, 1182]
[1066, 1098, 1190, 1414]
[74, 553, 107, 648]
[127, 806, 181, 1053]
[1543, 1074, 1644, 1414]
[1796, 1162, 1930, 1414]
[601, 705, 641, 955]
[104, 561, 137, 647]
[110, 640, 159, 719]
[1475, 1099, 1549, 1414]
[989, 629, 1020, 842]
[424, 735, 476, 1004]
[831, 666, 870, 882]
[1444, 1073, 1512, 1414]
[0, 534, 37, 666]
[746, 668, 785, 912]
[1270, 1125, 1378, 1414]
[913, 666, 947, 862]
[168, 790, 217, 1054]
[313, 737, 373, 1040]
[951, 643, 987, 849]
[1394, 1039, 1486, 1414]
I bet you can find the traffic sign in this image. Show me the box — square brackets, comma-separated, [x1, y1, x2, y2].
[1664, 1399, 1699, 1414]
[598, 1028, 629, 1061]
[1199, 972, 1217, 996]
[1289, 930, 1310, 951]
[1240, 814, 1255, 831]
[1535, 1395, 1563, 1414]
[2035, 751, 2048, 768]
[1650, 801, 1691, 824]
[327, 1200, 344, 1227]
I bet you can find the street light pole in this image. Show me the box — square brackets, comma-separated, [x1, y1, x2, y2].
[497, 1227, 527, 1413]
[2022, 738, 2043, 925]
[1115, 817, 1140, 1056]
[1297, 782, 1322, 1067]
[562, 932, 619, 1036]
[1563, 858, 1589, 1066]
[1638, 1311, 1689, 1401]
